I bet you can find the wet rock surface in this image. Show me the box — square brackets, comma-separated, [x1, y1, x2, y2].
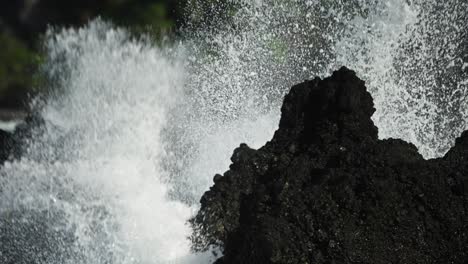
[191, 67, 468, 264]
[0, 112, 43, 163]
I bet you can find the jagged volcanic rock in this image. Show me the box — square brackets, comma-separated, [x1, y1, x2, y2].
[190, 67, 468, 264]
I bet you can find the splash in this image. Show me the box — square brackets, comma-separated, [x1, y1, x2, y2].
[0, 22, 215, 264]
[0, 0, 467, 263]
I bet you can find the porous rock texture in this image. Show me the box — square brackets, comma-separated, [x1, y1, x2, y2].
[190, 67, 468, 264]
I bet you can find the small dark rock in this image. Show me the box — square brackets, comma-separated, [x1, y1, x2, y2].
[0, 111, 43, 164]
[213, 174, 223, 183]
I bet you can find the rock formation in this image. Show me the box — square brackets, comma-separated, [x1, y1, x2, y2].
[191, 67, 468, 263]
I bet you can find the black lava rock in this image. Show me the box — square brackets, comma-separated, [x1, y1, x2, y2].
[190, 67, 468, 264]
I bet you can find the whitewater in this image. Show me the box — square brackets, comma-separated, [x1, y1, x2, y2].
[0, 0, 466, 263]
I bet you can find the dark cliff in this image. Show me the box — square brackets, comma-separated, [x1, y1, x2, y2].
[191, 67, 468, 264]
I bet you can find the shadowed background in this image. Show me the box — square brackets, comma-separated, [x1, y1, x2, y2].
[0, 0, 193, 110]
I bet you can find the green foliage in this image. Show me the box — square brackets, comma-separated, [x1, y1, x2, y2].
[0, 32, 40, 100]
[102, 0, 180, 40]
[129, 2, 175, 29]
[268, 39, 288, 64]
[184, 0, 241, 29]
